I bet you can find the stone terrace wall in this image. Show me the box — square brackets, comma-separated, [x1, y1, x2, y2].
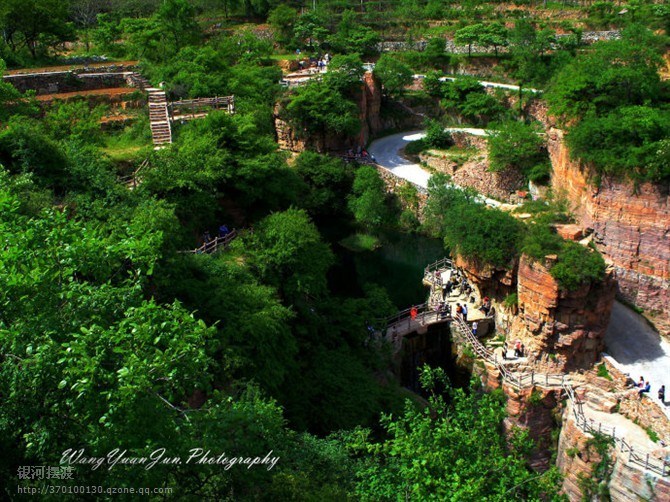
[5, 72, 131, 95]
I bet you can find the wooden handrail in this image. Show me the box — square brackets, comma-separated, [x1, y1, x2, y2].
[188, 229, 238, 255]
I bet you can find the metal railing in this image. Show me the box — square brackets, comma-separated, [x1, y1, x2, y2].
[387, 257, 670, 477]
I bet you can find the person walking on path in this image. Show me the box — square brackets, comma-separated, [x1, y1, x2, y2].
[659, 385, 666, 403]
[462, 304, 468, 322]
[471, 321, 478, 337]
[410, 306, 418, 321]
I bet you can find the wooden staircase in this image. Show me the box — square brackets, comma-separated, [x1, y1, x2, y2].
[147, 88, 172, 147]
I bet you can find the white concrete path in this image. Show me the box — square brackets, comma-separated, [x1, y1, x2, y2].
[368, 129, 501, 207]
[604, 301, 670, 420]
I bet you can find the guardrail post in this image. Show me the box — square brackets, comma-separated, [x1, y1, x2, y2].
[531, 371, 534, 386]
[545, 373, 548, 386]
[629, 446, 633, 462]
[645, 454, 649, 471]
[598, 422, 601, 434]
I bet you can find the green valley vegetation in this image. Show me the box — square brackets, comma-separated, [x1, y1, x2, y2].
[546, 27, 670, 183]
[0, 0, 667, 497]
[424, 177, 605, 291]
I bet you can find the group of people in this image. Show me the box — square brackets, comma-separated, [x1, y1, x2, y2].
[636, 377, 665, 402]
[501, 340, 525, 360]
[344, 146, 376, 163]
[296, 49, 330, 73]
[202, 224, 231, 244]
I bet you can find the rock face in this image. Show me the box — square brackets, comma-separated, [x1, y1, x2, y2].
[274, 72, 384, 153]
[503, 385, 560, 470]
[557, 400, 670, 501]
[547, 128, 670, 337]
[510, 254, 616, 370]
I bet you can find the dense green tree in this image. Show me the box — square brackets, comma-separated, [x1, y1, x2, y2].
[481, 22, 508, 56]
[424, 176, 522, 268]
[0, 60, 37, 120]
[294, 151, 353, 216]
[565, 106, 670, 182]
[373, 54, 413, 98]
[439, 76, 506, 125]
[348, 165, 390, 232]
[324, 53, 366, 94]
[346, 367, 565, 501]
[488, 120, 551, 183]
[328, 10, 380, 56]
[0, 117, 68, 189]
[44, 100, 107, 145]
[293, 10, 329, 51]
[285, 81, 360, 145]
[245, 208, 334, 302]
[268, 4, 298, 47]
[454, 23, 484, 56]
[546, 32, 663, 119]
[0, 0, 75, 58]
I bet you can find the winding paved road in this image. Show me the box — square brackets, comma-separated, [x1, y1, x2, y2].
[368, 129, 500, 207]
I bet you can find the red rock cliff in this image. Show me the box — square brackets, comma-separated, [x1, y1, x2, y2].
[547, 128, 670, 337]
[510, 254, 616, 370]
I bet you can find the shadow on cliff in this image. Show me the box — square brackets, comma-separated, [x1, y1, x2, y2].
[605, 301, 668, 365]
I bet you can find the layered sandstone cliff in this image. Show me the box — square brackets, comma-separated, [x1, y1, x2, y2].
[547, 128, 670, 337]
[509, 254, 617, 371]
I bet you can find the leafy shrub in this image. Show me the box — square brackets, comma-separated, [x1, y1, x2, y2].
[566, 106, 670, 183]
[424, 121, 454, 149]
[597, 363, 612, 381]
[549, 241, 606, 291]
[489, 120, 551, 184]
[425, 181, 523, 268]
[503, 293, 518, 308]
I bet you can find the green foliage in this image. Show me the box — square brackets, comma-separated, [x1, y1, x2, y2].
[294, 151, 353, 216]
[488, 120, 551, 183]
[0, 59, 37, 120]
[285, 80, 360, 140]
[0, 0, 75, 58]
[348, 165, 390, 232]
[245, 208, 334, 302]
[373, 54, 413, 97]
[645, 427, 659, 443]
[504, 293, 518, 308]
[566, 106, 670, 183]
[0, 116, 68, 189]
[546, 31, 664, 119]
[293, 10, 329, 52]
[324, 53, 366, 94]
[578, 433, 615, 501]
[549, 241, 606, 291]
[424, 120, 454, 149]
[522, 223, 606, 291]
[528, 390, 544, 406]
[268, 5, 298, 48]
[345, 367, 564, 501]
[439, 76, 507, 125]
[597, 363, 613, 381]
[328, 10, 380, 56]
[44, 100, 107, 144]
[425, 176, 523, 268]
